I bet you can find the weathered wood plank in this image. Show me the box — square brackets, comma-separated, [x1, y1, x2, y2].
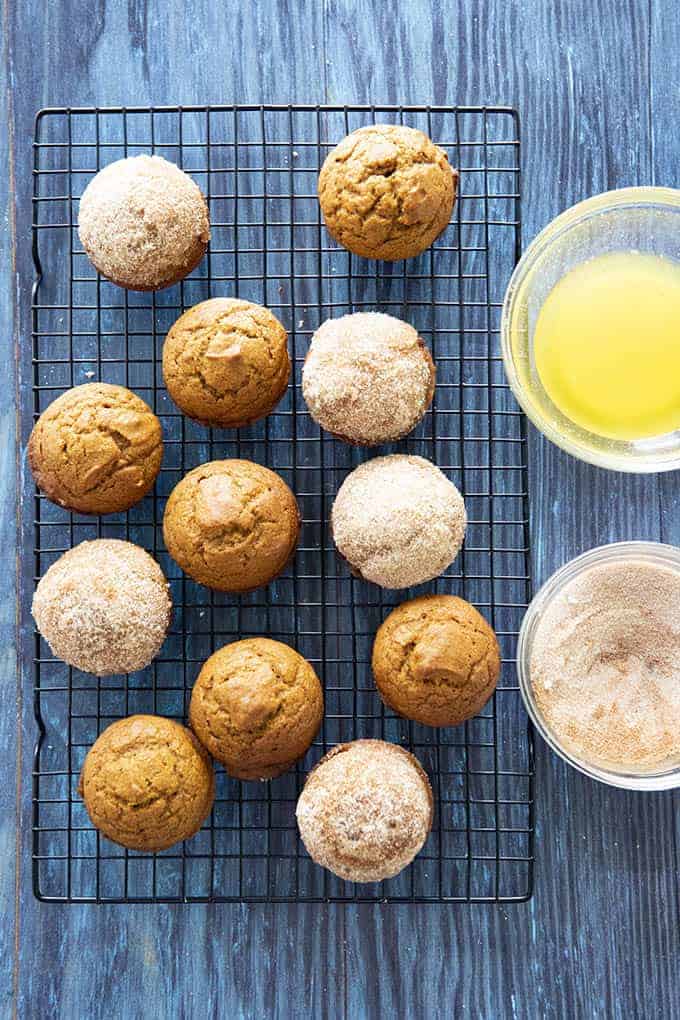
[651, 0, 680, 970]
[0, 0, 18, 1015]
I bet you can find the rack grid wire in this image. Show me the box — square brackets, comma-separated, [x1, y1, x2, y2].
[30, 104, 534, 904]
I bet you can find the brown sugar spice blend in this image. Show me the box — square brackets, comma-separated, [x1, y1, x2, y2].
[531, 559, 680, 772]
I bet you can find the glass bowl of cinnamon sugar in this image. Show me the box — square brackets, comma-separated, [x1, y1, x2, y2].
[517, 541, 680, 790]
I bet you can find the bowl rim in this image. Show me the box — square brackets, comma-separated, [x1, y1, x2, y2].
[517, 540, 680, 790]
[501, 186, 680, 473]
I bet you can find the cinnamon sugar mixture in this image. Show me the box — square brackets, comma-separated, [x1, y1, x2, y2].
[531, 559, 680, 771]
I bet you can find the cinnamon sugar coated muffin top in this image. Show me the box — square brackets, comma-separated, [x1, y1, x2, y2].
[78, 155, 210, 291]
[28, 382, 163, 514]
[331, 455, 467, 588]
[296, 739, 433, 883]
[302, 312, 435, 445]
[189, 638, 323, 780]
[79, 715, 214, 852]
[32, 539, 172, 676]
[318, 124, 457, 260]
[163, 298, 290, 428]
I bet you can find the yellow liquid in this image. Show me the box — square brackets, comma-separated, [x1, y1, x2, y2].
[534, 251, 680, 440]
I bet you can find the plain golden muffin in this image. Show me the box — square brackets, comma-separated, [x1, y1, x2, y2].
[162, 298, 290, 428]
[163, 459, 300, 592]
[296, 739, 433, 883]
[190, 638, 323, 780]
[28, 382, 163, 514]
[32, 539, 172, 676]
[318, 124, 457, 261]
[78, 155, 210, 291]
[372, 595, 500, 727]
[79, 715, 215, 852]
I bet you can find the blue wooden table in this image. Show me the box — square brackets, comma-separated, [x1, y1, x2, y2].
[2, 1, 679, 1016]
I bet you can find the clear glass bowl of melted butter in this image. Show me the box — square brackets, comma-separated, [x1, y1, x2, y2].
[501, 187, 680, 472]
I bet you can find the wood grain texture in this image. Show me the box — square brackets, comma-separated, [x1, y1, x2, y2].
[0, 0, 18, 1015]
[651, 0, 680, 974]
[4, 0, 680, 1017]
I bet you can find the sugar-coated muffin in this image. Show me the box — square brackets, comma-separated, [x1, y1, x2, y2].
[190, 638, 323, 780]
[163, 298, 290, 428]
[318, 124, 457, 261]
[302, 312, 435, 445]
[79, 715, 214, 852]
[78, 155, 210, 291]
[28, 383, 163, 514]
[32, 539, 171, 676]
[163, 459, 300, 592]
[331, 455, 466, 589]
[372, 595, 500, 727]
[296, 739, 433, 883]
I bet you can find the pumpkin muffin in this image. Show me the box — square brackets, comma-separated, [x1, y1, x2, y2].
[302, 311, 435, 445]
[318, 124, 457, 261]
[372, 595, 500, 727]
[78, 155, 210, 291]
[331, 455, 467, 589]
[28, 382, 163, 514]
[32, 539, 171, 676]
[163, 459, 300, 592]
[79, 715, 214, 852]
[162, 297, 290, 428]
[190, 638, 323, 780]
[296, 739, 433, 883]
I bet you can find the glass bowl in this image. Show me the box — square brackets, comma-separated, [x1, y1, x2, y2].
[501, 187, 680, 472]
[517, 541, 680, 790]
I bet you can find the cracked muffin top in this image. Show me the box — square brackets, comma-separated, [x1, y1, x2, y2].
[331, 455, 467, 589]
[32, 539, 172, 676]
[189, 637, 323, 780]
[296, 739, 433, 883]
[162, 459, 300, 593]
[318, 124, 457, 261]
[79, 715, 215, 852]
[28, 382, 163, 515]
[78, 155, 210, 291]
[372, 595, 500, 727]
[302, 311, 435, 445]
[162, 298, 290, 428]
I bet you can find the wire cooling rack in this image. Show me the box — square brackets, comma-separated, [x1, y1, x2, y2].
[30, 104, 534, 903]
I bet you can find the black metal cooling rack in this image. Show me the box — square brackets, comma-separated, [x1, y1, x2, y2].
[29, 103, 534, 903]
